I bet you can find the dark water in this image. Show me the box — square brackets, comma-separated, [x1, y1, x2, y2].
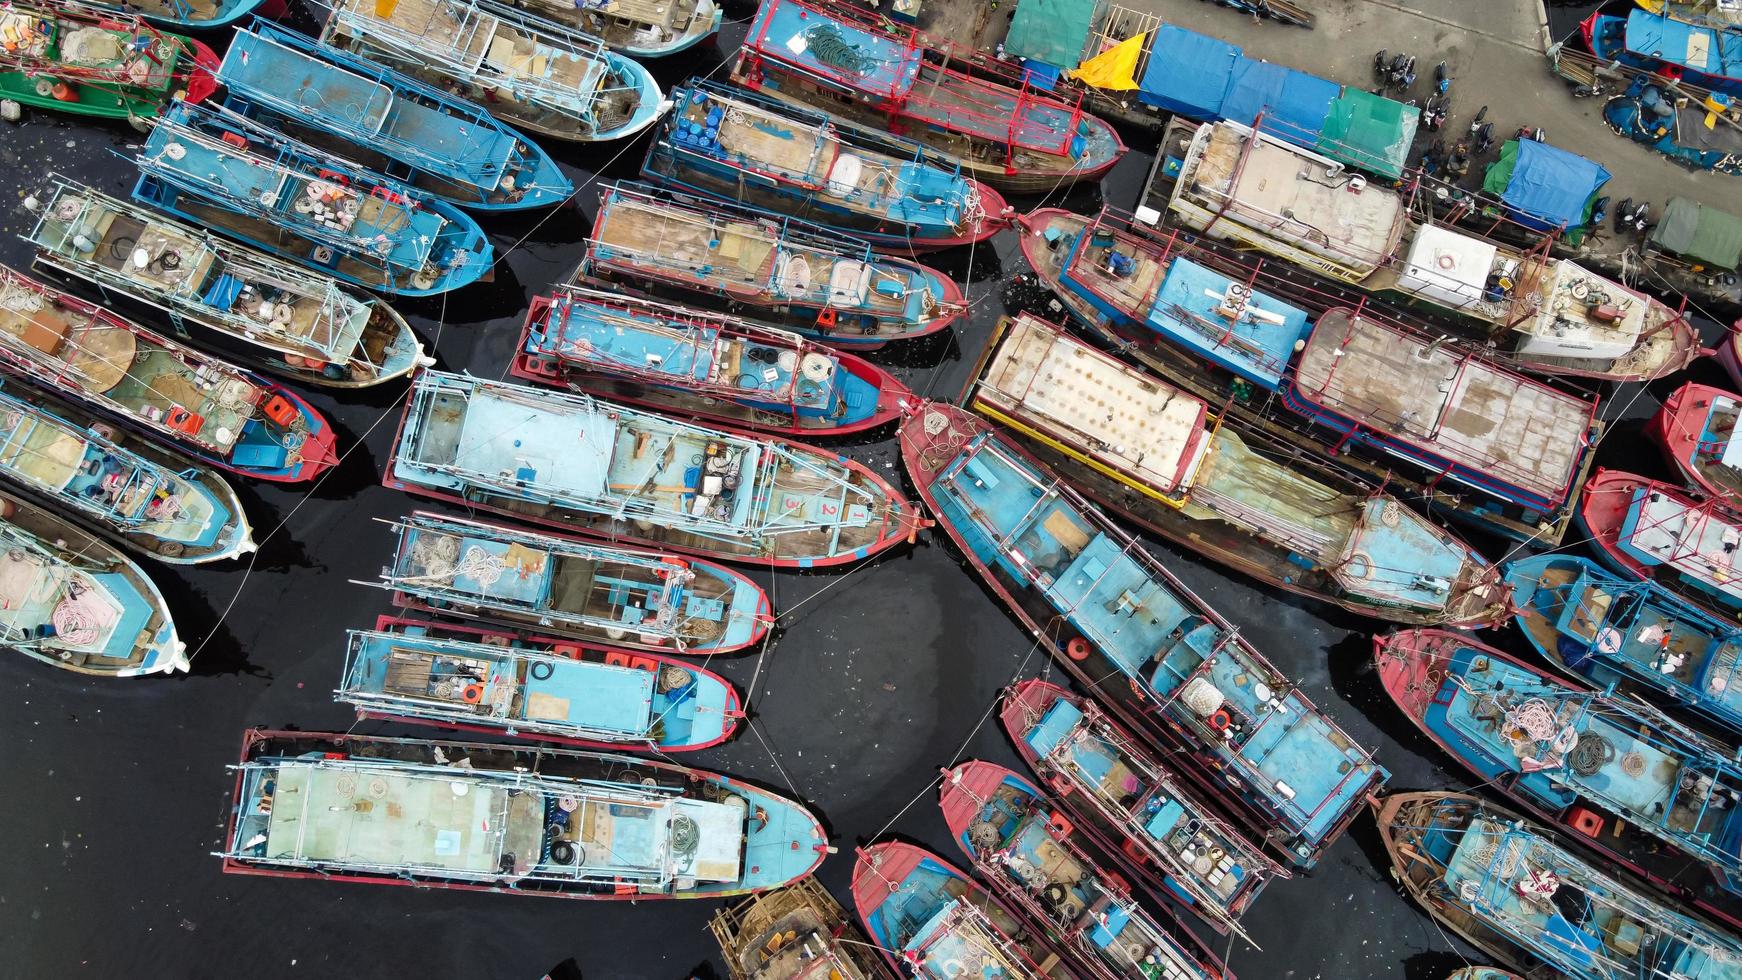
[1, 4, 1734, 978]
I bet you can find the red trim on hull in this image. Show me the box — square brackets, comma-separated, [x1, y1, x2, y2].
[1651, 382, 1742, 507]
[185, 40, 220, 105]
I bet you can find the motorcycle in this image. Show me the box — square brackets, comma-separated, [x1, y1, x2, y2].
[1473, 121, 1495, 154]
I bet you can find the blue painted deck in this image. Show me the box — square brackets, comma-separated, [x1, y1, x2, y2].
[1023, 698, 1269, 922]
[1420, 639, 1742, 878]
[1415, 798, 1742, 977]
[218, 26, 571, 210]
[750, 0, 919, 102]
[1507, 554, 1742, 739]
[342, 630, 732, 748]
[932, 430, 1384, 863]
[530, 295, 878, 424]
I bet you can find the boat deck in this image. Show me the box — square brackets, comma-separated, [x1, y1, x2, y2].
[593, 196, 912, 320]
[1179, 124, 1405, 276]
[1292, 310, 1591, 507]
[975, 313, 1208, 496]
[0, 551, 131, 659]
[1617, 487, 1742, 607]
[1682, 392, 1742, 499]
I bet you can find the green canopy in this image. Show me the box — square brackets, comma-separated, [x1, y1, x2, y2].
[1315, 89, 1418, 180]
[1650, 197, 1742, 270]
[1005, 0, 1096, 68]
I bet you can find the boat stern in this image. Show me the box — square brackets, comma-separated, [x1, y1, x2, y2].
[183, 39, 222, 107]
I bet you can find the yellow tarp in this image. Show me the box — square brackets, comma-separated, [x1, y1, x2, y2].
[1071, 32, 1146, 91]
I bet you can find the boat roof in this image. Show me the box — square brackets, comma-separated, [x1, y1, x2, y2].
[238, 757, 745, 885]
[1292, 310, 1593, 506]
[1616, 484, 1742, 603]
[220, 27, 518, 192]
[1179, 122, 1406, 275]
[975, 313, 1210, 496]
[1625, 7, 1742, 79]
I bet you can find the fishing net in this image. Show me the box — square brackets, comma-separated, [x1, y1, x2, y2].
[802, 24, 877, 77]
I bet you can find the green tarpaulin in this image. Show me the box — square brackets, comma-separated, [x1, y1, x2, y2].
[1314, 89, 1417, 180]
[1651, 197, 1742, 270]
[1005, 0, 1096, 68]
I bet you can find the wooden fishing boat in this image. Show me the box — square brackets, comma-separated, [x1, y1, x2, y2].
[1160, 119, 1700, 382]
[219, 728, 829, 900]
[1717, 320, 1742, 391]
[732, 0, 1125, 193]
[0, 378, 252, 563]
[940, 760, 1234, 980]
[339, 618, 741, 751]
[26, 178, 428, 389]
[216, 24, 573, 211]
[1375, 628, 1742, 931]
[709, 876, 898, 980]
[82, 0, 278, 30]
[1505, 552, 1742, 740]
[486, 0, 720, 58]
[133, 101, 493, 296]
[851, 841, 1072, 978]
[512, 288, 911, 437]
[1651, 382, 1742, 509]
[577, 183, 963, 351]
[0, 3, 217, 125]
[0, 486, 183, 676]
[369, 510, 771, 654]
[1578, 469, 1742, 618]
[900, 401, 1387, 869]
[642, 80, 1009, 253]
[384, 371, 927, 569]
[999, 678, 1286, 937]
[321, 0, 668, 142]
[1016, 207, 1605, 543]
[1376, 791, 1742, 979]
[0, 265, 337, 483]
[965, 312, 1510, 627]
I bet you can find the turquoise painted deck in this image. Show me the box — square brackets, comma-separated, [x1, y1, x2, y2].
[1507, 554, 1742, 737]
[932, 430, 1383, 858]
[341, 630, 731, 747]
[532, 296, 878, 423]
[1146, 256, 1310, 389]
[218, 26, 571, 209]
[1420, 801, 1742, 977]
[860, 856, 1005, 975]
[1421, 641, 1742, 876]
[752, 0, 917, 102]
[1341, 497, 1481, 608]
[1023, 698, 1267, 921]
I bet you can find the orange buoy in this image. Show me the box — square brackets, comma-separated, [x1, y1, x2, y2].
[52, 82, 79, 103]
[1208, 709, 1231, 732]
[461, 683, 484, 704]
[1065, 637, 1091, 661]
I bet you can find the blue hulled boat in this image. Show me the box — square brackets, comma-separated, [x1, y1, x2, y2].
[216, 24, 572, 211]
[26, 178, 428, 389]
[0, 487, 183, 677]
[578, 182, 965, 350]
[1603, 76, 1742, 175]
[851, 841, 1072, 978]
[319, 0, 669, 142]
[219, 729, 827, 900]
[1378, 628, 1742, 931]
[512, 287, 911, 436]
[133, 101, 492, 296]
[85, 0, 272, 30]
[338, 624, 741, 751]
[1000, 678, 1286, 936]
[0, 381, 251, 564]
[1378, 791, 1742, 978]
[940, 761, 1232, 980]
[383, 371, 926, 568]
[1507, 553, 1742, 739]
[901, 401, 1387, 869]
[642, 80, 1009, 253]
[369, 510, 770, 654]
[1585, 7, 1742, 97]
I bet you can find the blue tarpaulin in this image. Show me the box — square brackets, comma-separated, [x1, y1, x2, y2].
[1486, 139, 1611, 230]
[1137, 24, 1240, 115]
[1218, 59, 1340, 146]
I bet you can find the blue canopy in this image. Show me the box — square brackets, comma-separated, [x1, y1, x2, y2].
[1488, 139, 1611, 230]
[1137, 24, 1240, 115]
[1218, 59, 1340, 146]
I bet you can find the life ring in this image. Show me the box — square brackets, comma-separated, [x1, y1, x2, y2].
[1436, 253, 1455, 270]
[461, 682, 485, 704]
[1208, 709, 1232, 732]
[1065, 637, 1091, 661]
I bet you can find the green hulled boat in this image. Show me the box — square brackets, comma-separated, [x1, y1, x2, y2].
[0, 3, 218, 125]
